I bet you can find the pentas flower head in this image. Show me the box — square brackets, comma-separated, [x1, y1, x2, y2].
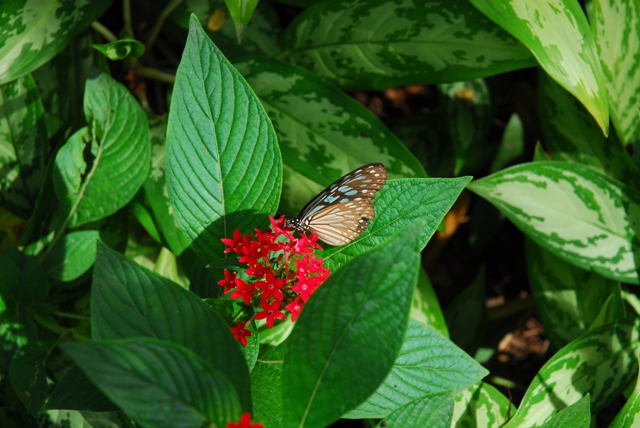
[227, 412, 263, 428]
[219, 216, 331, 346]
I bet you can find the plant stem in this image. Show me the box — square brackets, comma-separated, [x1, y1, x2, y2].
[91, 21, 118, 43]
[145, 0, 186, 53]
[137, 67, 176, 84]
[123, 0, 132, 35]
[52, 311, 91, 321]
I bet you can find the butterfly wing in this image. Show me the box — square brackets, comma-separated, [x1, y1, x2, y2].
[291, 163, 387, 245]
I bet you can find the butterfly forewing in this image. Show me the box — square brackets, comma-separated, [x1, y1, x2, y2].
[286, 163, 387, 246]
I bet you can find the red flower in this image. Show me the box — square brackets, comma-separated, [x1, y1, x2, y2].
[285, 297, 305, 321]
[229, 322, 252, 347]
[221, 229, 250, 254]
[239, 240, 267, 267]
[255, 271, 286, 301]
[227, 412, 263, 428]
[217, 270, 237, 293]
[230, 278, 256, 305]
[255, 299, 286, 328]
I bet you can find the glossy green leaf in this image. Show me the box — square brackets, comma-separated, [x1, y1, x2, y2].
[92, 242, 251, 411]
[9, 342, 49, 417]
[0, 0, 111, 85]
[234, 56, 427, 214]
[539, 394, 590, 428]
[470, 0, 609, 134]
[609, 356, 640, 428]
[0, 74, 48, 218]
[224, 0, 259, 41]
[61, 339, 242, 428]
[538, 71, 640, 188]
[43, 231, 120, 282]
[47, 364, 117, 412]
[445, 268, 486, 356]
[503, 318, 640, 427]
[490, 112, 525, 173]
[320, 177, 471, 272]
[251, 362, 283, 428]
[439, 79, 495, 175]
[526, 239, 624, 349]
[410, 267, 449, 338]
[383, 393, 454, 428]
[467, 162, 640, 284]
[92, 39, 145, 60]
[283, 0, 536, 90]
[591, 0, 640, 145]
[346, 320, 487, 419]
[165, 16, 281, 263]
[53, 70, 151, 227]
[451, 382, 514, 428]
[171, 0, 282, 60]
[283, 223, 423, 428]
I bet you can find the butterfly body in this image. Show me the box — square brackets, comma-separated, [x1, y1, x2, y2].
[285, 163, 387, 246]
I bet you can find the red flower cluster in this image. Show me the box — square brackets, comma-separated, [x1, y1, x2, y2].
[227, 412, 263, 428]
[219, 216, 330, 346]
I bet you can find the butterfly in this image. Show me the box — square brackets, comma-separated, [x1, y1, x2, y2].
[285, 163, 387, 246]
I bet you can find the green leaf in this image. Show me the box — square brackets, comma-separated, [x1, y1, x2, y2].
[47, 364, 117, 412]
[92, 242, 252, 411]
[538, 71, 640, 188]
[526, 239, 624, 349]
[451, 382, 514, 428]
[92, 39, 145, 60]
[410, 267, 449, 338]
[382, 393, 454, 428]
[165, 16, 282, 263]
[250, 362, 283, 428]
[539, 394, 590, 428]
[224, 0, 259, 41]
[234, 56, 427, 214]
[283, 223, 422, 427]
[171, 1, 282, 61]
[53, 70, 151, 227]
[609, 355, 640, 428]
[320, 177, 471, 272]
[591, 0, 640, 145]
[490, 112, 525, 173]
[42, 231, 120, 282]
[503, 318, 640, 427]
[61, 338, 242, 428]
[439, 79, 495, 176]
[469, 0, 609, 134]
[9, 342, 49, 417]
[445, 268, 486, 355]
[346, 320, 488, 419]
[283, 0, 536, 90]
[0, 0, 111, 85]
[0, 74, 48, 218]
[467, 161, 640, 284]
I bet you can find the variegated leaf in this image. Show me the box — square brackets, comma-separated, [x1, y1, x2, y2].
[503, 318, 640, 427]
[0, 74, 48, 218]
[590, 0, 640, 145]
[0, 0, 110, 85]
[470, 0, 609, 134]
[410, 267, 449, 338]
[609, 356, 640, 428]
[451, 382, 514, 428]
[234, 56, 426, 215]
[283, 0, 536, 90]
[467, 162, 640, 284]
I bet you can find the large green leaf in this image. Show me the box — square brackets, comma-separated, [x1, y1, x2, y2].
[283, 0, 536, 90]
[609, 357, 640, 428]
[320, 177, 471, 272]
[467, 162, 640, 284]
[9, 342, 49, 417]
[61, 339, 241, 428]
[0, 0, 111, 85]
[503, 318, 640, 427]
[539, 395, 590, 428]
[345, 320, 487, 419]
[250, 362, 283, 428]
[444, 268, 486, 356]
[165, 16, 281, 263]
[591, 0, 640, 145]
[470, 0, 609, 134]
[282, 223, 423, 428]
[538, 71, 640, 188]
[91, 243, 251, 411]
[383, 393, 454, 428]
[410, 267, 449, 338]
[526, 239, 625, 349]
[47, 364, 117, 412]
[451, 382, 514, 428]
[52, 70, 150, 227]
[234, 56, 427, 214]
[0, 74, 48, 218]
